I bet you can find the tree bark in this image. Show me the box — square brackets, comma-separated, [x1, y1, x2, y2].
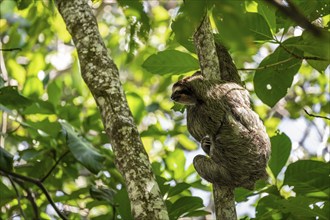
[56, 1, 169, 219]
[193, 17, 220, 80]
[193, 17, 237, 220]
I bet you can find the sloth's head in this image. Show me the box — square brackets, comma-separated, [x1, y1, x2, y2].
[171, 72, 203, 106]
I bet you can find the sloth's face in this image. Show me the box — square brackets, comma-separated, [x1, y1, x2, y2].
[171, 83, 197, 106]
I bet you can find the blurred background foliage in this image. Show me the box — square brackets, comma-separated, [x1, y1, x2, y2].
[0, 0, 329, 219]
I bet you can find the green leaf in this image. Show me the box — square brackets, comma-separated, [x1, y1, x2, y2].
[235, 187, 254, 202]
[22, 76, 43, 98]
[280, 196, 329, 220]
[24, 119, 61, 138]
[177, 134, 198, 151]
[171, 103, 185, 113]
[155, 175, 170, 196]
[168, 182, 190, 198]
[245, 13, 273, 41]
[254, 37, 303, 107]
[0, 181, 16, 206]
[15, 0, 33, 10]
[23, 100, 55, 115]
[168, 196, 205, 220]
[268, 133, 292, 178]
[90, 185, 116, 205]
[283, 160, 330, 196]
[47, 80, 62, 106]
[114, 187, 133, 220]
[300, 31, 330, 60]
[0, 86, 32, 109]
[257, 1, 276, 32]
[60, 121, 105, 174]
[171, 0, 207, 52]
[256, 194, 283, 219]
[0, 75, 5, 88]
[126, 92, 145, 124]
[182, 210, 210, 218]
[0, 147, 14, 171]
[142, 50, 199, 75]
[165, 149, 186, 180]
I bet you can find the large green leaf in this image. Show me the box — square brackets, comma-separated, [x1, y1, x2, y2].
[126, 92, 145, 124]
[256, 194, 329, 220]
[0, 147, 13, 171]
[283, 160, 330, 197]
[0, 86, 32, 109]
[0, 181, 15, 206]
[142, 50, 199, 75]
[257, 1, 276, 32]
[24, 119, 61, 138]
[114, 187, 133, 220]
[90, 185, 116, 205]
[254, 37, 303, 107]
[245, 12, 273, 41]
[168, 196, 205, 220]
[60, 121, 105, 174]
[300, 31, 330, 60]
[167, 182, 190, 198]
[22, 100, 55, 115]
[280, 196, 329, 220]
[171, 0, 207, 53]
[268, 133, 292, 178]
[165, 148, 186, 180]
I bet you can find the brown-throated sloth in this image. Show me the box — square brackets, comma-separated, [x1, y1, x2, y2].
[171, 72, 270, 189]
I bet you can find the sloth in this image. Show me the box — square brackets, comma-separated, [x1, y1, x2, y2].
[171, 71, 270, 189]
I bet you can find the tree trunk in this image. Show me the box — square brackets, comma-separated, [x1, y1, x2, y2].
[193, 16, 237, 220]
[56, 1, 169, 219]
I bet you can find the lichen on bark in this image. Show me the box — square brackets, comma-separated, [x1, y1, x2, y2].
[56, 0, 168, 219]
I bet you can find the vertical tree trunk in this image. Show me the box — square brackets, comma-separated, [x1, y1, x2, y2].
[56, 1, 169, 219]
[193, 16, 237, 220]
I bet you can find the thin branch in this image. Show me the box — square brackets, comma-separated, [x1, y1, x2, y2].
[7, 175, 27, 220]
[237, 57, 296, 71]
[278, 42, 328, 61]
[0, 48, 22, 51]
[264, 0, 321, 36]
[41, 151, 70, 182]
[0, 168, 68, 220]
[304, 108, 330, 120]
[17, 181, 40, 220]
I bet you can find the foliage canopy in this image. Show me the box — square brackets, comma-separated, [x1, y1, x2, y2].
[0, 0, 329, 219]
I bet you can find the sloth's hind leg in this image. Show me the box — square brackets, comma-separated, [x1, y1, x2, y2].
[193, 155, 233, 187]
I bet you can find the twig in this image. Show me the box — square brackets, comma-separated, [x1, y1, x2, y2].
[264, 0, 321, 36]
[278, 42, 328, 61]
[41, 151, 70, 182]
[7, 175, 27, 220]
[237, 57, 296, 71]
[0, 168, 68, 220]
[304, 108, 330, 120]
[17, 181, 40, 219]
[0, 48, 22, 51]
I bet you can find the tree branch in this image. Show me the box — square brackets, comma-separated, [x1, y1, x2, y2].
[0, 168, 67, 220]
[7, 175, 27, 220]
[55, 1, 168, 219]
[193, 17, 237, 220]
[17, 181, 40, 219]
[264, 0, 322, 37]
[0, 48, 22, 51]
[193, 16, 220, 80]
[41, 150, 69, 183]
[304, 108, 330, 120]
